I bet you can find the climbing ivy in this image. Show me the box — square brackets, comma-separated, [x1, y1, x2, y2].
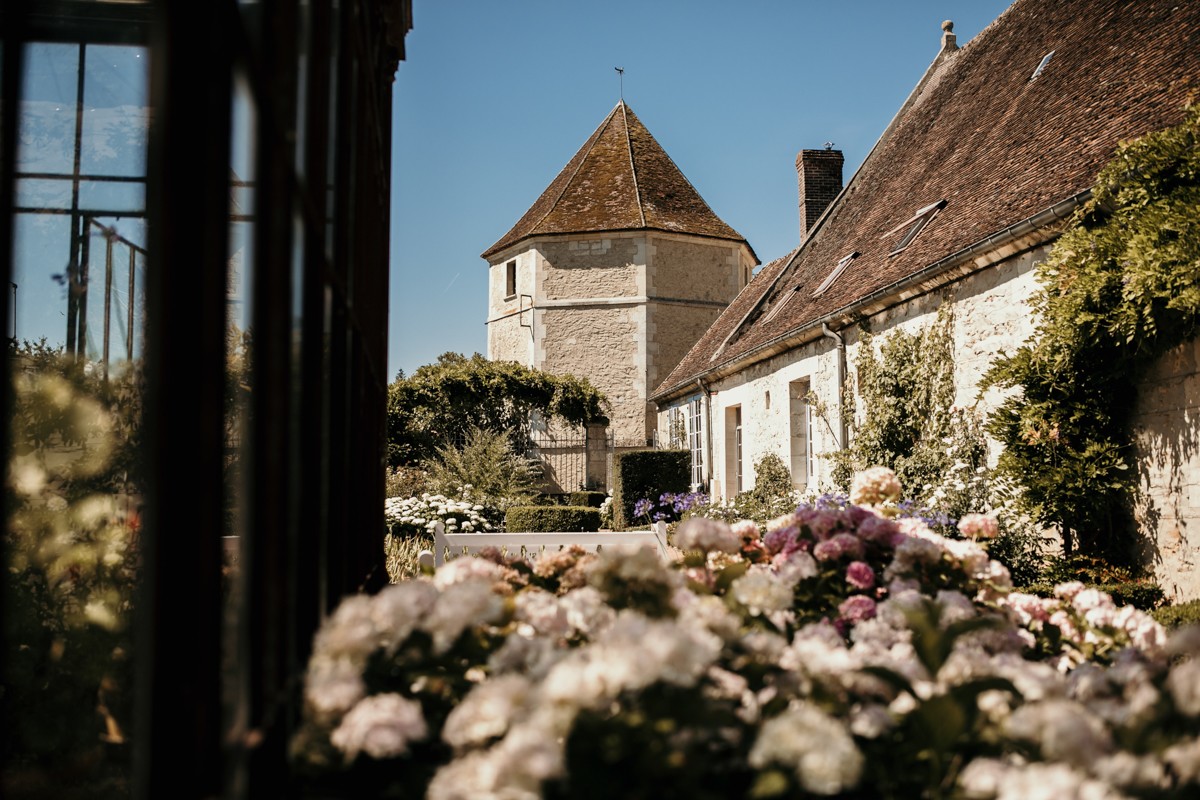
[831, 304, 970, 503]
[982, 103, 1200, 559]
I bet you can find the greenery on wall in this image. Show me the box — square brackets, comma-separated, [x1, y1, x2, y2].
[386, 352, 610, 466]
[982, 103, 1200, 559]
[831, 304, 973, 505]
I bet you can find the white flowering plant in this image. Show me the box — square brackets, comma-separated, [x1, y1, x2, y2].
[385, 492, 498, 537]
[297, 466, 1200, 800]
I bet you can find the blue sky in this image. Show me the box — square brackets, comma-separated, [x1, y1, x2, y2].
[388, 0, 1014, 381]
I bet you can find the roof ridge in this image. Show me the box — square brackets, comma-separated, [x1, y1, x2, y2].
[528, 104, 621, 237]
[621, 101, 648, 228]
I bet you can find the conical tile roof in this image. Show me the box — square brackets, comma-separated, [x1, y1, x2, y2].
[482, 102, 751, 259]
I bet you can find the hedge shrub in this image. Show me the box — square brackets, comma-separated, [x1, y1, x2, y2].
[611, 450, 690, 529]
[1152, 598, 1200, 629]
[568, 491, 607, 508]
[505, 505, 601, 532]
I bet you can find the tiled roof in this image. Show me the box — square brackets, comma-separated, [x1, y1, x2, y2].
[481, 102, 753, 260]
[654, 0, 1200, 400]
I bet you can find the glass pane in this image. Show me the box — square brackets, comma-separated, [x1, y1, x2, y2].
[78, 179, 145, 214]
[5, 35, 148, 800]
[79, 217, 147, 373]
[80, 45, 150, 178]
[17, 43, 79, 175]
[15, 178, 72, 210]
[11, 213, 73, 348]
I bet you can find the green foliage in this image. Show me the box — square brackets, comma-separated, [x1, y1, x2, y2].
[505, 505, 602, 532]
[831, 304, 964, 503]
[1026, 554, 1167, 610]
[1151, 598, 1200, 629]
[611, 450, 691, 529]
[386, 352, 609, 467]
[749, 452, 791, 503]
[4, 340, 141, 786]
[384, 465, 430, 499]
[568, 491, 607, 508]
[983, 104, 1200, 559]
[422, 425, 540, 513]
[710, 452, 802, 524]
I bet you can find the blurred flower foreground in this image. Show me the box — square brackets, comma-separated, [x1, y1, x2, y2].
[293, 467, 1200, 800]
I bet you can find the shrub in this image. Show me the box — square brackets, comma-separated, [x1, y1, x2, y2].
[422, 425, 539, 512]
[384, 493, 497, 537]
[385, 465, 430, 498]
[749, 452, 792, 500]
[568, 491, 607, 508]
[611, 450, 690, 529]
[297, 465, 1196, 800]
[505, 505, 601, 532]
[1152, 598, 1200, 629]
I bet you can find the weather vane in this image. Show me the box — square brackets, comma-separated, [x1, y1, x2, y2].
[615, 66, 624, 101]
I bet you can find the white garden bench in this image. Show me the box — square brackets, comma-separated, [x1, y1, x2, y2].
[418, 520, 669, 568]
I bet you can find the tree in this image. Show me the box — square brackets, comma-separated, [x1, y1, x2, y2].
[983, 103, 1200, 559]
[386, 353, 610, 467]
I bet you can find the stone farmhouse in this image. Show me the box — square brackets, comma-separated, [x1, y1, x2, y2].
[650, 0, 1200, 599]
[482, 102, 758, 458]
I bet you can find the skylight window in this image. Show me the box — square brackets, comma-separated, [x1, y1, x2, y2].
[884, 200, 946, 256]
[762, 288, 795, 324]
[1030, 50, 1055, 81]
[812, 251, 860, 298]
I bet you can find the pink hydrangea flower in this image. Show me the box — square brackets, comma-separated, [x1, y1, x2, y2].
[855, 514, 901, 546]
[838, 594, 877, 624]
[958, 513, 1000, 540]
[845, 561, 876, 590]
[813, 532, 866, 562]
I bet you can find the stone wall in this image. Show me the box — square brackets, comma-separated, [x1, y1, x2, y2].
[1132, 337, 1200, 602]
[648, 235, 741, 302]
[539, 236, 642, 300]
[539, 304, 645, 444]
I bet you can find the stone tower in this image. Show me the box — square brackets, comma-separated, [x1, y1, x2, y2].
[482, 101, 757, 447]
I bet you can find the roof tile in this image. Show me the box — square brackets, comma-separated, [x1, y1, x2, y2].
[655, 0, 1200, 399]
[482, 102, 751, 260]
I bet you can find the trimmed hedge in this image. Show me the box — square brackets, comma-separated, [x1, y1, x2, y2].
[505, 505, 601, 532]
[1024, 578, 1166, 612]
[568, 491, 607, 508]
[1152, 599, 1200, 629]
[611, 449, 690, 530]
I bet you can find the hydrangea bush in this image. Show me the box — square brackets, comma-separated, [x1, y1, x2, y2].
[385, 492, 497, 536]
[298, 467, 1200, 799]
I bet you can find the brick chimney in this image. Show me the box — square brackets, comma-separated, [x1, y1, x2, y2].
[796, 148, 844, 243]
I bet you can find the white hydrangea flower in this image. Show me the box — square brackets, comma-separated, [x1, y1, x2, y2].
[1166, 658, 1200, 716]
[749, 702, 864, 795]
[442, 674, 533, 749]
[423, 580, 505, 654]
[433, 556, 506, 589]
[370, 579, 439, 652]
[313, 594, 379, 660]
[732, 566, 794, 616]
[1004, 699, 1112, 766]
[559, 586, 615, 638]
[514, 588, 571, 639]
[304, 655, 366, 718]
[849, 466, 902, 506]
[330, 693, 427, 761]
[674, 517, 741, 553]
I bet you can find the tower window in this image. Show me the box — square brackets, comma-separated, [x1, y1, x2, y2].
[505, 260, 516, 297]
